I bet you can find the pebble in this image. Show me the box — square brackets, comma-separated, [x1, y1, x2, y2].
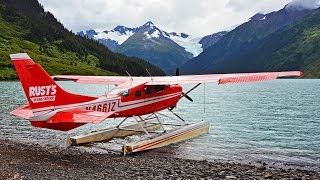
[258, 165, 267, 171]
[264, 172, 273, 179]
[225, 175, 237, 179]
[218, 171, 227, 176]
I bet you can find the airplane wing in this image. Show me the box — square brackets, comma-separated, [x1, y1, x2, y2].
[53, 71, 303, 86]
[148, 71, 304, 85]
[47, 109, 115, 124]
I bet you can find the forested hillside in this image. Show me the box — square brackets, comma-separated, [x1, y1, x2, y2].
[204, 8, 320, 77]
[0, 0, 164, 80]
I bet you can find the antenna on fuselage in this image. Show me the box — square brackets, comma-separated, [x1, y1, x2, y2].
[146, 69, 153, 82]
[125, 70, 133, 87]
[125, 70, 133, 81]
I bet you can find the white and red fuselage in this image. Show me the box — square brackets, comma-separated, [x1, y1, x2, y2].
[10, 53, 183, 131]
[30, 84, 182, 131]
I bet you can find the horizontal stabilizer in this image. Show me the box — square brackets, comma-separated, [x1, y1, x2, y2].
[47, 109, 115, 124]
[10, 105, 33, 119]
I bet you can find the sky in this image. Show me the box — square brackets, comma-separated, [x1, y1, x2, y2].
[37, 0, 318, 37]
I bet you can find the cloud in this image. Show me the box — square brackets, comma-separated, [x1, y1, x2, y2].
[286, 0, 320, 10]
[38, 0, 293, 37]
[226, 0, 290, 13]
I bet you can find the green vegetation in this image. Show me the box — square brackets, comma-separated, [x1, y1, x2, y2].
[0, 17, 114, 80]
[0, 0, 164, 80]
[265, 20, 320, 77]
[218, 8, 320, 77]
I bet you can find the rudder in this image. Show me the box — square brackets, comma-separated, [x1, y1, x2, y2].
[10, 53, 96, 111]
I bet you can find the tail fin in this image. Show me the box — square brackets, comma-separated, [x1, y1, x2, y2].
[10, 53, 96, 111]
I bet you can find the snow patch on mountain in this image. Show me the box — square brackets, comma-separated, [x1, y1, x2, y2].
[78, 21, 205, 57]
[95, 30, 135, 44]
[169, 34, 203, 57]
[249, 13, 266, 21]
[145, 29, 161, 39]
[260, 16, 266, 20]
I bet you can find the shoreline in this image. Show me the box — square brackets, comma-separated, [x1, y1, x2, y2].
[0, 139, 318, 179]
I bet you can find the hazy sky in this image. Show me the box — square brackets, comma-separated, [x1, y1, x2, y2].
[37, 0, 316, 36]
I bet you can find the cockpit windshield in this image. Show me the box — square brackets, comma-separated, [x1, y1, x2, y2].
[107, 87, 130, 96]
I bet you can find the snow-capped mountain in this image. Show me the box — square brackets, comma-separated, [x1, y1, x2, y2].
[78, 21, 232, 74]
[78, 21, 203, 57]
[78, 26, 137, 51]
[97, 26, 137, 45]
[115, 21, 193, 74]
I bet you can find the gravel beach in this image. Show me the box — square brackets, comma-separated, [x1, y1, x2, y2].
[0, 139, 318, 180]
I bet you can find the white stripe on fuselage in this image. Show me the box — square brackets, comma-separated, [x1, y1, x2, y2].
[30, 92, 181, 121]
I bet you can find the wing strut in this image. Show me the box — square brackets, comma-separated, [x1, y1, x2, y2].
[168, 108, 185, 122]
[203, 83, 206, 113]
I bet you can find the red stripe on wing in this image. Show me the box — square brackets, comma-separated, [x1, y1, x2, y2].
[218, 75, 277, 85]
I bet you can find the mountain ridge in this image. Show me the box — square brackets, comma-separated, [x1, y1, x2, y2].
[182, 3, 319, 76]
[78, 21, 230, 74]
[78, 21, 204, 57]
[79, 21, 204, 74]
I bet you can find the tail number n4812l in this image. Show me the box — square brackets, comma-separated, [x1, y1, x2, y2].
[86, 102, 116, 112]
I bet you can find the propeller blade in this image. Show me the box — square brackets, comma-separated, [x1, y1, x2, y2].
[182, 92, 193, 102]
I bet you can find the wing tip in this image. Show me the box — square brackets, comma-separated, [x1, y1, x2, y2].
[299, 71, 304, 77]
[10, 53, 31, 60]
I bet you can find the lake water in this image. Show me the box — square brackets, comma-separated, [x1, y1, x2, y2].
[0, 80, 319, 171]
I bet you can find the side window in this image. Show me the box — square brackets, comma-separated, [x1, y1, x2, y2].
[135, 90, 141, 97]
[154, 85, 165, 92]
[122, 89, 129, 96]
[145, 86, 153, 95]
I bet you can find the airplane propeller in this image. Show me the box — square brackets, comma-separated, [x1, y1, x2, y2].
[176, 68, 193, 102]
[182, 92, 193, 102]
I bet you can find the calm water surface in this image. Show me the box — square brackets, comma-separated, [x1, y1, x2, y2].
[0, 80, 319, 170]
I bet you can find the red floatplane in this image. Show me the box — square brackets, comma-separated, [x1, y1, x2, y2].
[10, 53, 303, 154]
